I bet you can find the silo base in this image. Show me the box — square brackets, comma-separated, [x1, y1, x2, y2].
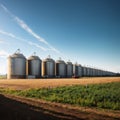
[7, 75, 26, 79]
[27, 75, 41, 79]
[67, 75, 72, 78]
[35, 75, 41, 78]
[42, 75, 55, 78]
[56, 75, 67, 78]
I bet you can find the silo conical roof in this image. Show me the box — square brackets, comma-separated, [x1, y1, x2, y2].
[67, 60, 72, 64]
[56, 57, 65, 63]
[43, 55, 55, 62]
[28, 55, 41, 60]
[56, 59, 65, 63]
[9, 53, 26, 59]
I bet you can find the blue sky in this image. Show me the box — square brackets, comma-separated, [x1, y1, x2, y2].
[0, 0, 120, 74]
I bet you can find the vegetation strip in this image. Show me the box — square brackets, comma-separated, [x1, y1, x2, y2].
[0, 82, 120, 110]
[1, 94, 120, 120]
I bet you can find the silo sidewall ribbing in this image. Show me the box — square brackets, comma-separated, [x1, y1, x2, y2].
[56, 63, 66, 78]
[28, 59, 41, 78]
[46, 61, 55, 77]
[67, 64, 73, 77]
[7, 57, 26, 79]
[42, 60, 55, 78]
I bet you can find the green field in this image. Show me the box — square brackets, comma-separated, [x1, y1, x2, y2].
[0, 82, 120, 110]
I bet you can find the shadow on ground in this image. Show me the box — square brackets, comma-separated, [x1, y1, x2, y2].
[0, 94, 84, 120]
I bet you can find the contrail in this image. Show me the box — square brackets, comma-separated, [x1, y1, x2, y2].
[0, 30, 47, 51]
[15, 17, 48, 45]
[28, 41, 47, 51]
[0, 4, 61, 54]
[0, 30, 15, 38]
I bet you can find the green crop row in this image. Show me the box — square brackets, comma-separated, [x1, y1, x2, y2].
[0, 82, 120, 110]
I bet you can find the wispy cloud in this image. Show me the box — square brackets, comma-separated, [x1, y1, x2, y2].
[28, 42, 47, 51]
[1, 4, 13, 16]
[0, 50, 9, 58]
[0, 30, 15, 38]
[15, 17, 48, 45]
[0, 4, 61, 54]
[0, 29, 47, 51]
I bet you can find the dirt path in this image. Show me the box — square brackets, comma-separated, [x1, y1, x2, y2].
[0, 94, 119, 120]
[0, 77, 120, 90]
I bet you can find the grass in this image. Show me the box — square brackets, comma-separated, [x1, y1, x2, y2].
[0, 75, 7, 79]
[0, 82, 120, 110]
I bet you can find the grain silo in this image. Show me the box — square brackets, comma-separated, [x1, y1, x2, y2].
[73, 63, 79, 77]
[7, 49, 26, 79]
[87, 67, 91, 77]
[101, 70, 104, 76]
[82, 66, 87, 77]
[92, 68, 96, 76]
[97, 69, 100, 76]
[89, 68, 93, 76]
[96, 69, 98, 76]
[27, 53, 41, 78]
[56, 58, 66, 78]
[42, 56, 55, 78]
[66, 60, 73, 78]
[98, 70, 102, 76]
[78, 64, 82, 77]
[95, 69, 98, 76]
[98, 69, 102, 76]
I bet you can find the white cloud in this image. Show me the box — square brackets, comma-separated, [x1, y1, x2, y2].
[0, 50, 9, 58]
[0, 55, 7, 74]
[0, 4, 61, 54]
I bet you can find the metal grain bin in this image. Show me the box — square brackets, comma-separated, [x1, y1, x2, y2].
[82, 66, 87, 77]
[42, 56, 55, 78]
[86, 67, 90, 77]
[55, 58, 66, 78]
[27, 54, 41, 78]
[92, 68, 96, 76]
[66, 61, 73, 78]
[73, 63, 79, 77]
[78, 64, 82, 77]
[7, 50, 26, 79]
[89, 68, 93, 76]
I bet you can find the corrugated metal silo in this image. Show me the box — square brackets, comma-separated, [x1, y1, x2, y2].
[27, 53, 41, 78]
[93, 68, 96, 76]
[89, 68, 93, 76]
[86, 67, 89, 76]
[73, 63, 79, 77]
[7, 49, 26, 79]
[42, 56, 55, 78]
[99, 70, 103, 76]
[78, 64, 82, 77]
[56, 58, 66, 78]
[82, 66, 87, 77]
[66, 61, 73, 78]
